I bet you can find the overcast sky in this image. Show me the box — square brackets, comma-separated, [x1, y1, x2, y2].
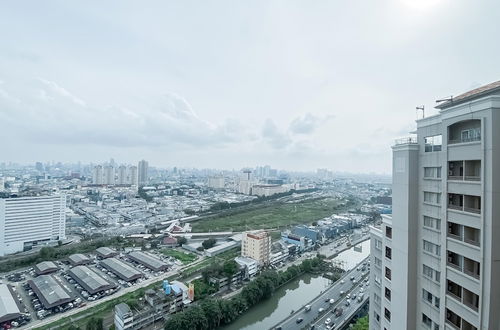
[1, 0, 499, 173]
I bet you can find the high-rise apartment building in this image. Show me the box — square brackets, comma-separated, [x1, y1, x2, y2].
[103, 166, 115, 185]
[138, 160, 148, 186]
[241, 230, 271, 265]
[370, 81, 500, 330]
[129, 166, 138, 186]
[208, 175, 225, 189]
[92, 165, 104, 184]
[0, 195, 66, 256]
[117, 165, 128, 185]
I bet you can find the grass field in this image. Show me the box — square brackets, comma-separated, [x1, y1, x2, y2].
[191, 197, 341, 233]
[161, 249, 197, 264]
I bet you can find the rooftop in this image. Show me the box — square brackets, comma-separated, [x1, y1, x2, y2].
[29, 275, 73, 309]
[101, 258, 142, 281]
[68, 253, 91, 265]
[436, 80, 500, 109]
[128, 251, 168, 271]
[68, 266, 115, 294]
[34, 261, 59, 274]
[0, 284, 22, 323]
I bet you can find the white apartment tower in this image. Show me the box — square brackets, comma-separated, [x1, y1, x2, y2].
[103, 165, 115, 185]
[117, 165, 128, 185]
[370, 81, 500, 330]
[241, 230, 271, 265]
[138, 160, 148, 186]
[92, 165, 104, 184]
[0, 195, 66, 256]
[129, 166, 138, 186]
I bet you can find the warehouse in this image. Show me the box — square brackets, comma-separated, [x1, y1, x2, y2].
[68, 253, 92, 266]
[96, 247, 118, 259]
[34, 261, 59, 275]
[0, 284, 22, 323]
[29, 275, 73, 309]
[100, 258, 142, 282]
[128, 251, 168, 272]
[68, 266, 116, 295]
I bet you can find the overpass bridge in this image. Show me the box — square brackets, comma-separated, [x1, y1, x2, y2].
[272, 256, 370, 330]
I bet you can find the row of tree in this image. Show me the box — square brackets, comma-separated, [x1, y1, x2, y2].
[164, 256, 326, 330]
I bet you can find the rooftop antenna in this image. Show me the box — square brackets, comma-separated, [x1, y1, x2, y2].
[416, 105, 425, 119]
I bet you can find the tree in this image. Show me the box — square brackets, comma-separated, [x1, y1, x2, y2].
[351, 315, 369, 330]
[222, 260, 238, 278]
[58, 240, 63, 247]
[177, 237, 187, 246]
[196, 246, 204, 252]
[85, 317, 103, 330]
[202, 238, 217, 249]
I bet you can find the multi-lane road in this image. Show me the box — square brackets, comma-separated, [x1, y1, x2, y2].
[273, 257, 370, 330]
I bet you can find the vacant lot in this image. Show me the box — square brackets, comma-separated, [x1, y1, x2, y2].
[161, 249, 197, 264]
[191, 197, 340, 232]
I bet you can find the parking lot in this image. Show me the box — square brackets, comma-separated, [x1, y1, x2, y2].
[0, 248, 179, 329]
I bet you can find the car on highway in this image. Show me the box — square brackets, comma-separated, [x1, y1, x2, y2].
[296, 317, 303, 324]
[339, 290, 345, 296]
[305, 304, 311, 312]
[345, 299, 350, 307]
[329, 298, 335, 305]
[334, 307, 344, 317]
[346, 294, 350, 299]
[325, 318, 332, 325]
[318, 307, 325, 313]
[340, 279, 345, 284]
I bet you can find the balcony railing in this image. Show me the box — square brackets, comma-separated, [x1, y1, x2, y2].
[447, 290, 462, 302]
[447, 261, 462, 271]
[448, 204, 463, 211]
[448, 175, 463, 181]
[447, 232, 462, 241]
[464, 207, 481, 214]
[465, 175, 480, 181]
[449, 136, 481, 145]
[464, 237, 480, 247]
[464, 268, 480, 280]
[446, 319, 461, 330]
[394, 137, 418, 145]
[463, 300, 479, 312]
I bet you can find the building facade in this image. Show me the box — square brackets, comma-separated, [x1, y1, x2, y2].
[0, 195, 66, 256]
[92, 165, 104, 184]
[138, 160, 148, 186]
[241, 230, 271, 265]
[370, 81, 500, 330]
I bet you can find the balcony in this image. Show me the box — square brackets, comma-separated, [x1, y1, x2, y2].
[447, 280, 480, 313]
[448, 160, 481, 181]
[448, 222, 480, 247]
[448, 194, 481, 214]
[394, 136, 417, 145]
[448, 120, 481, 145]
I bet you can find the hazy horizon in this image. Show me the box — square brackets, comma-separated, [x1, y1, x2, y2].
[2, 1, 500, 173]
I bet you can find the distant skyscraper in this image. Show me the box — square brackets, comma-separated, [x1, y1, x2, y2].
[0, 195, 66, 256]
[35, 162, 44, 172]
[103, 166, 115, 185]
[129, 166, 138, 186]
[92, 165, 104, 184]
[138, 160, 148, 186]
[0, 178, 4, 191]
[117, 165, 128, 185]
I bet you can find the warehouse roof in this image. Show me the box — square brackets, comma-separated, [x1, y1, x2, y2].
[68, 254, 91, 265]
[96, 247, 118, 258]
[29, 275, 73, 309]
[128, 251, 168, 271]
[34, 261, 59, 275]
[0, 284, 22, 323]
[100, 258, 142, 282]
[68, 266, 116, 295]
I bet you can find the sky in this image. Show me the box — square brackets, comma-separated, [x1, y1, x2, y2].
[1, 0, 500, 173]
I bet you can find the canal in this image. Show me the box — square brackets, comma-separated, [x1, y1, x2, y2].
[221, 239, 371, 330]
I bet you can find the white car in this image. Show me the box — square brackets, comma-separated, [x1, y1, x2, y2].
[325, 318, 332, 325]
[340, 280, 345, 284]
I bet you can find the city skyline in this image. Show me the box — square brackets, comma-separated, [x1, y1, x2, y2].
[2, 1, 500, 173]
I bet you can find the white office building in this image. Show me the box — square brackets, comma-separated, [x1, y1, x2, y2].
[117, 165, 128, 185]
[370, 81, 500, 330]
[208, 175, 225, 189]
[0, 195, 66, 256]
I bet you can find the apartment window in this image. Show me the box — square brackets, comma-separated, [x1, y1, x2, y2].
[375, 275, 381, 286]
[374, 293, 381, 305]
[424, 191, 441, 204]
[423, 240, 440, 257]
[385, 246, 392, 260]
[385, 287, 391, 301]
[384, 308, 391, 322]
[422, 313, 432, 328]
[424, 135, 442, 152]
[434, 297, 440, 308]
[375, 239, 382, 250]
[374, 311, 380, 322]
[423, 264, 440, 282]
[385, 226, 392, 239]
[424, 167, 442, 179]
[423, 289, 433, 304]
[374, 257, 382, 267]
[424, 216, 441, 231]
[385, 267, 392, 280]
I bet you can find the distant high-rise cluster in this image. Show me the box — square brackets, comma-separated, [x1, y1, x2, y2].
[138, 160, 148, 186]
[91, 162, 141, 186]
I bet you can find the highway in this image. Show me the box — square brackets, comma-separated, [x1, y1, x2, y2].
[273, 257, 370, 330]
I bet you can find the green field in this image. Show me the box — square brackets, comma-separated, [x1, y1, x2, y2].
[161, 249, 197, 264]
[191, 197, 341, 232]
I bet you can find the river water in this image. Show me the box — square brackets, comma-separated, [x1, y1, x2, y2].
[221, 239, 371, 330]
